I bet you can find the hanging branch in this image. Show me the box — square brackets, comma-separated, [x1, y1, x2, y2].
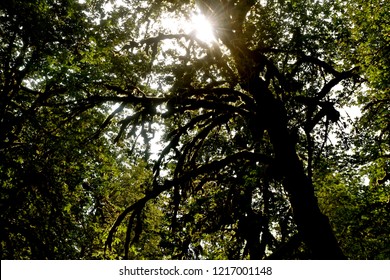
[105, 150, 271, 255]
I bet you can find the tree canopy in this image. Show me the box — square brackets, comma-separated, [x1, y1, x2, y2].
[1, 0, 389, 259]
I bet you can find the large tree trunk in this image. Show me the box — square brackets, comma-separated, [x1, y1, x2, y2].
[254, 83, 346, 259]
[210, 5, 345, 258]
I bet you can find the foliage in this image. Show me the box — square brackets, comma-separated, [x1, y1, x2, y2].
[0, 0, 162, 259]
[314, 0, 390, 259]
[1, 0, 389, 259]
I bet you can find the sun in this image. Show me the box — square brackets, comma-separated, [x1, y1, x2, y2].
[190, 12, 216, 43]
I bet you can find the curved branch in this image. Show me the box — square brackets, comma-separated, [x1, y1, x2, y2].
[105, 150, 271, 255]
[174, 113, 231, 178]
[153, 112, 215, 176]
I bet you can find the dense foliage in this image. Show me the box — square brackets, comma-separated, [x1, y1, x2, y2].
[1, 0, 389, 259]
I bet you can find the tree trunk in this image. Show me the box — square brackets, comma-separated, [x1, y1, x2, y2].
[217, 23, 345, 259]
[254, 84, 346, 259]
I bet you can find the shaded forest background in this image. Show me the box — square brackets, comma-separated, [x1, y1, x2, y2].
[0, 0, 389, 259]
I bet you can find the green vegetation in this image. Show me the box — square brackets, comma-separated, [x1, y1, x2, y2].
[1, 0, 389, 259]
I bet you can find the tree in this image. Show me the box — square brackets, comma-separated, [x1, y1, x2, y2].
[2, 0, 388, 260]
[0, 0, 162, 259]
[313, 0, 390, 259]
[98, 0, 364, 259]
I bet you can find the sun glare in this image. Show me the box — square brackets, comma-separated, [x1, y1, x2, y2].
[191, 12, 216, 43]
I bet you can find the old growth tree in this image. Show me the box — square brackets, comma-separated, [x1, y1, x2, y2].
[1, 0, 389, 259]
[103, 0, 358, 259]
